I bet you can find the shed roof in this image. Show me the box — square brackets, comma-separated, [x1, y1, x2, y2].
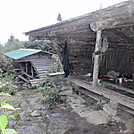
[4, 48, 42, 60]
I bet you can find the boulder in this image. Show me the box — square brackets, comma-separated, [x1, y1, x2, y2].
[87, 110, 109, 125]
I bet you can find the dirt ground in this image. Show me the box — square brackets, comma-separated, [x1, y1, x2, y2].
[2, 89, 134, 134]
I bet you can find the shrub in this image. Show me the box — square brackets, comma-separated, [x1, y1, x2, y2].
[50, 55, 63, 73]
[34, 76, 61, 109]
[0, 93, 18, 134]
[0, 72, 17, 95]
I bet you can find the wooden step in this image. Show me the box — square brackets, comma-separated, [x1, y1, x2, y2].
[33, 64, 52, 67]
[29, 79, 41, 85]
[37, 68, 50, 71]
[38, 71, 48, 73]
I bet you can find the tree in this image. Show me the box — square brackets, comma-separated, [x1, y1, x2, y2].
[57, 12, 62, 22]
[4, 35, 25, 53]
[0, 35, 24, 73]
[23, 40, 56, 53]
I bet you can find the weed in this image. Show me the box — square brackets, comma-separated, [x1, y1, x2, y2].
[50, 55, 63, 73]
[0, 93, 18, 134]
[34, 76, 61, 109]
[0, 72, 17, 95]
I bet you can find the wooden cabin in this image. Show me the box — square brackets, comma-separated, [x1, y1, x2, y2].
[4, 48, 54, 85]
[25, 1, 134, 112]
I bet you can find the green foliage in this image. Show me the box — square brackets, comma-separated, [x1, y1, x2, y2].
[4, 35, 25, 53]
[0, 95, 19, 120]
[34, 76, 60, 109]
[0, 115, 17, 134]
[1, 103, 16, 111]
[0, 72, 17, 95]
[0, 94, 18, 134]
[0, 115, 8, 133]
[50, 55, 63, 73]
[23, 40, 56, 53]
[0, 35, 25, 73]
[0, 55, 14, 74]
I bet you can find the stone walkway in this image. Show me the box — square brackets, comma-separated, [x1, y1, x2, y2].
[5, 88, 134, 134]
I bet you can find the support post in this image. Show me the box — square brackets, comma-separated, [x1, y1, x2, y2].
[31, 65, 34, 77]
[92, 30, 102, 88]
[25, 62, 28, 74]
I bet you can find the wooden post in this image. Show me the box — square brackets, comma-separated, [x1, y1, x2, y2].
[92, 30, 102, 88]
[31, 65, 34, 77]
[25, 62, 28, 74]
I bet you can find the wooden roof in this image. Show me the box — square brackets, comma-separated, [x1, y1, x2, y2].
[25, 0, 134, 44]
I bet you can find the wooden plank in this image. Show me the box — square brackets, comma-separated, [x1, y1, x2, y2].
[77, 87, 108, 102]
[18, 75, 30, 83]
[92, 30, 101, 87]
[68, 76, 134, 110]
[101, 81, 134, 95]
[21, 71, 34, 79]
[31, 66, 34, 77]
[25, 62, 28, 74]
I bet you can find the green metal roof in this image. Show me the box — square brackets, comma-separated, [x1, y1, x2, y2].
[3, 49, 42, 60]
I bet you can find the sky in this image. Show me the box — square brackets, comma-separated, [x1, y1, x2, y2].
[0, 0, 126, 44]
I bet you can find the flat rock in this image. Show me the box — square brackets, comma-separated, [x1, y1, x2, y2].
[78, 107, 92, 118]
[61, 86, 72, 91]
[19, 111, 29, 120]
[67, 95, 85, 104]
[31, 110, 41, 117]
[20, 101, 29, 109]
[59, 89, 73, 96]
[87, 110, 109, 125]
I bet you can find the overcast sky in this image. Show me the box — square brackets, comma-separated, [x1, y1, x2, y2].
[0, 0, 126, 44]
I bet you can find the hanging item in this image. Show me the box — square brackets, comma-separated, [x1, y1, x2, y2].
[62, 41, 70, 77]
[94, 35, 109, 55]
[100, 35, 109, 53]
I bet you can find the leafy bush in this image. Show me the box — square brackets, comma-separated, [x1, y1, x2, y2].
[50, 55, 63, 73]
[0, 93, 18, 134]
[0, 72, 17, 95]
[24, 40, 56, 53]
[34, 76, 61, 109]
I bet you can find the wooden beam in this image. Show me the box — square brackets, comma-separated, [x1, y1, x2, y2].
[101, 81, 134, 95]
[68, 76, 134, 110]
[18, 75, 30, 83]
[90, 16, 134, 32]
[31, 65, 34, 77]
[22, 71, 34, 79]
[25, 62, 28, 74]
[92, 30, 102, 87]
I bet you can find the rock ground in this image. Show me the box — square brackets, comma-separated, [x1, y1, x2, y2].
[3, 88, 134, 134]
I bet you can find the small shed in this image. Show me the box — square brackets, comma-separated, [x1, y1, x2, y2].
[25, 1, 134, 112]
[4, 48, 54, 85]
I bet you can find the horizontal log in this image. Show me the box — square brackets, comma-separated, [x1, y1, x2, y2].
[77, 87, 107, 102]
[101, 81, 134, 95]
[68, 76, 134, 110]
